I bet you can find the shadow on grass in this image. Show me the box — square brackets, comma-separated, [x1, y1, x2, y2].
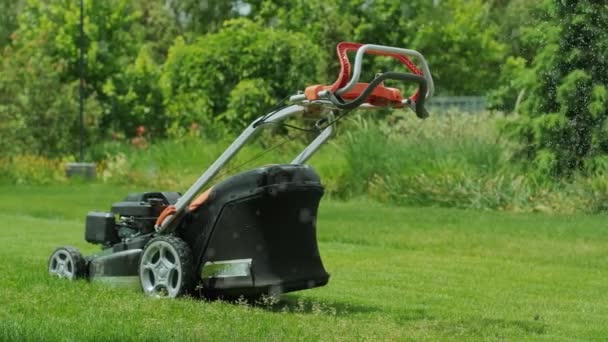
[479, 318, 546, 335]
[435, 317, 547, 336]
[394, 307, 434, 322]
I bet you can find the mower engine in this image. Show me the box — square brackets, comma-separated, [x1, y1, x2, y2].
[85, 192, 180, 247]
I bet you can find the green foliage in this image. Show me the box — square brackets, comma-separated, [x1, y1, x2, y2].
[0, 0, 22, 47]
[7, 112, 608, 214]
[220, 78, 274, 128]
[250, 0, 358, 54]
[370, 172, 533, 211]
[339, 113, 523, 209]
[97, 136, 231, 189]
[0, 39, 103, 157]
[351, 0, 431, 45]
[102, 47, 166, 138]
[488, 1, 553, 111]
[502, 0, 608, 176]
[410, 0, 506, 95]
[167, 0, 241, 35]
[490, 0, 547, 60]
[1, 0, 519, 158]
[0, 0, 153, 156]
[15, 0, 141, 97]
[487, 56, 532, 112]
[132, 0, 182, 62]
[160, 18, 326, 132]
[250, 0, 507, 95]
[5, 0, 608, 195]
[159, 36, 215, 137]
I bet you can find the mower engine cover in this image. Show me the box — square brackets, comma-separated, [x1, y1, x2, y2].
[179, 164, 330, 296]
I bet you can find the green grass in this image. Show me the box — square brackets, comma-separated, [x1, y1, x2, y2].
[1, 183, 607, 340]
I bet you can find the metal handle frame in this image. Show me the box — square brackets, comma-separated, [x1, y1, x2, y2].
[336, 44, 435, 99]
[159, 105, 334, 233]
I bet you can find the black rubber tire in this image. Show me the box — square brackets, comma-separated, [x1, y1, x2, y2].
[139, 235, 195, 298]
[48, 246, 87, 280]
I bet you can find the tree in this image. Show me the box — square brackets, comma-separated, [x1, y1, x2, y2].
[249, 0, 359, 53]
[0, 39, 102, 156]
[15, 0, 142, 97]
[0, 0, 150, 156]
[410, 0, 506, 95]
[132, 0, 183, 62]
[506, 0, 608, 176]
[167, 0, 241, 35]
[487, 0, 548, 111]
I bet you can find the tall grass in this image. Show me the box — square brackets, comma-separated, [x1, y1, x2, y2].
[3, 111, 608, 214]
[337, 112, 529, 209]
[340, 113, 508, 191]
[0, 155, 69, 185]
[92, 129, 332, 189]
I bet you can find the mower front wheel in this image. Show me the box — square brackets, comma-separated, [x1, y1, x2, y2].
[139, 236, 194, 298]
[48, 246, 86, 280]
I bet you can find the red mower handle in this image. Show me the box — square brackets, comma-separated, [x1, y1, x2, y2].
[332, 42, 421, 92]
[302, 42, 434, 112]
[333, 42, 433, 101]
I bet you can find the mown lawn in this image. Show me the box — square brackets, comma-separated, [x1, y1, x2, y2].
[0, 183, 607, 341]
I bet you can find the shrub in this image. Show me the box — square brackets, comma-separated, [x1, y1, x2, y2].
[160, 18, 326, 133]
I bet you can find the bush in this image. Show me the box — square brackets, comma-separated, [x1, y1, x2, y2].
[160, 18, 326, 134]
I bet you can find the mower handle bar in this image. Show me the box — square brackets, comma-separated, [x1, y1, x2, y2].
[158, 105, 333, 233]
[336, 44, 434, 99]
[326, 71, 429, 118]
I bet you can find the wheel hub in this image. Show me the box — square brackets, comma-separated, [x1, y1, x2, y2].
[48, 248, 79, 279]
[140, 241, 183, 297]
[157, 264, 169, 279]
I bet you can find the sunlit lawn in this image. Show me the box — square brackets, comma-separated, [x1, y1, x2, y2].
[0, 183, 607, 341]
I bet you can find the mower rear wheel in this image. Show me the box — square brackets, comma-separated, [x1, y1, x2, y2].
[48, 246, 86, 280]
[139, 236, 194, 298]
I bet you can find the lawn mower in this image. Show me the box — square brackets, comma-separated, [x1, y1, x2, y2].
[48, 42, 434, 298]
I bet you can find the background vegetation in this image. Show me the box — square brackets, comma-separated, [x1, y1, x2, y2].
[2, 2, 608, 340]
[1, 0, 608, 213]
